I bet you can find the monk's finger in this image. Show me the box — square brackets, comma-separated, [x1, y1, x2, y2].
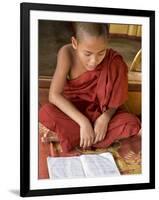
[80, 137, 84, 147]
[93, 134, 99, 144]
[87, 139, 92, 147]
[93, 135, 96, 144]
[102, 133, 106, 140]
[93, 133, 98, 143]
[83, 143, 87, 149]
[97, 135, 101, 143]
[81, 138, 86, 149]
[98, 134, 104, 142]
[91, 137, 94, 145]
[101, 132, 106, 141]
[82, 138, 87, 148]
[97, 132, 103, 142]
[85, 138, 90, 148]
[88, 135, 93, 145]
[94, 127, 98, 135]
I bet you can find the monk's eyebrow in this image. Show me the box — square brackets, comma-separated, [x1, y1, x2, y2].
[98, 49, 106, 53]
[84, 49, 106, 54]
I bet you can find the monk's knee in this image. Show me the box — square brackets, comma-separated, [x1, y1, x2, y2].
[122, 115, 141, 138]
[39, 103, 57, 131]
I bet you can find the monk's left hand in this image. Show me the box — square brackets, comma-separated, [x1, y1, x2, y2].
[93, 113, 109, 144]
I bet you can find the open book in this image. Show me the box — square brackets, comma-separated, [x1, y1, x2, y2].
[47, 152, 120, 179]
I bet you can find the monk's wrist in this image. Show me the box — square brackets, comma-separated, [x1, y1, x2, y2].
[102, 112, 111, 122]
[79, 116, 90, 127]
[102, 108, 116, 122]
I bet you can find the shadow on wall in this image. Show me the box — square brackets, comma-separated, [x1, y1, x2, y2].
[39, 20, 73, 76]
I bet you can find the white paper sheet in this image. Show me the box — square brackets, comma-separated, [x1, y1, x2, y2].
[47, 152, 120, 179]
[80, 152, 120, 177]
[47, 156, 85, 179]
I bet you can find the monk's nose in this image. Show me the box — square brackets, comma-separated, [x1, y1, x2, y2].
[89, 56, 97, 66]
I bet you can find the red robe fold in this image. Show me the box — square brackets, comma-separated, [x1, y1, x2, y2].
[63, 48, 128, 123]
[39, 48, 141, 153]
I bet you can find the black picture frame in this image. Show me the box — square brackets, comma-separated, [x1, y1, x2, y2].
[20, 2, 155, 197]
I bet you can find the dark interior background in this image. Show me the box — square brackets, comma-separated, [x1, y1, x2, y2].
[38, 20, 141, 76]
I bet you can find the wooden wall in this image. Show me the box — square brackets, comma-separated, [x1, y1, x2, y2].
[109, 24, 142, 38]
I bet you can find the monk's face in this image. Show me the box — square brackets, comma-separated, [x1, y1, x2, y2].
[72, 34, 107, 71]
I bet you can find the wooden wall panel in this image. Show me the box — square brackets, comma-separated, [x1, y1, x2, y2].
[126, 92, 141, 115]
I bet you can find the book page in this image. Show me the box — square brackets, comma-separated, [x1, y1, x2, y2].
[47, 156, 85, 179]
[80, 152, 120, 177]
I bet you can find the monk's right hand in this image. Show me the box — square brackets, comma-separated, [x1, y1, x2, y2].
[80, 120, 95, 149]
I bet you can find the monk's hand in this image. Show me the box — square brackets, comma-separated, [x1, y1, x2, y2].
[80, 119, 95, 149]
[93, 113, 109, 144]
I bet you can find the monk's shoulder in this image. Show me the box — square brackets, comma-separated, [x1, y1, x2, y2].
[105, 48, 128, 72]
[106, 48, 122, 59]
[58, 44, 74, 63]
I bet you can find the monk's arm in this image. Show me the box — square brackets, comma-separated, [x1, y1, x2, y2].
[49, 93, 89, 126]
[103, 108, 117, 123]
[49, 45, 95, 148]
[93, 107, 117, 144]
[49, 45, 88, 126]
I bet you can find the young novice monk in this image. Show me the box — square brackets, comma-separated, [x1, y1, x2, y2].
[39, 22, 141, 153]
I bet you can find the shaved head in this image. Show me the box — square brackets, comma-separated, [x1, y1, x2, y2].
[72, 22, 109, 42]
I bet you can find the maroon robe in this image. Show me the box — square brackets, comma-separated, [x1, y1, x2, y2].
[39, 48, 141, 153]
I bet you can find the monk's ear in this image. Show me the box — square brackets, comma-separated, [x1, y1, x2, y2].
[71, 36, 78, 50]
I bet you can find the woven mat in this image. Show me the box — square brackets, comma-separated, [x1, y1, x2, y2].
[49, 136, 141, 175]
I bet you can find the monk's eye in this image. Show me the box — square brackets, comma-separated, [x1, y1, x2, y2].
[98, 52, 105, 56]
[84, 53, 91, 56]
